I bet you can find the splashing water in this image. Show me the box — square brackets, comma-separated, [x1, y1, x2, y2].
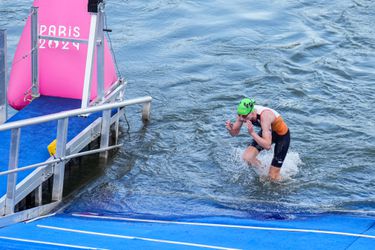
[258, 147, 302, 180]
[225, 147, 252, 184]
[227, 146, 302, 182]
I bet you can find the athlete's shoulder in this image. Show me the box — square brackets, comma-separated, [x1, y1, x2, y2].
[256, 105, 280, 117]
[254, 105, 266, 114]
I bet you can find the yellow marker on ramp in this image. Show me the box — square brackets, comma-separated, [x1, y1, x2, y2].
[48, 139, 57, 156]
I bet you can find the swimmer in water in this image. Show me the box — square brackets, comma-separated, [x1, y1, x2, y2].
[225, 98, 290, 181]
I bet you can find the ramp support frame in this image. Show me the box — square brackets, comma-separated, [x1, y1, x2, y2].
[0, 30, 7, 124]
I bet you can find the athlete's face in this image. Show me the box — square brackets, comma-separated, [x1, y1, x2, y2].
[239, 112, 255, 122]
[249, 112, 256, 121]
[239, 114, 249, 122]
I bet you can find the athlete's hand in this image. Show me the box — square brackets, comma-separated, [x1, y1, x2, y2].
[246, 120, 254, 134]
[225, 120, 232, 131]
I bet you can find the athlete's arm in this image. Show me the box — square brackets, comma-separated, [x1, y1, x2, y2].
[226, 116, 243, 136]
[247, 111, 273, 149]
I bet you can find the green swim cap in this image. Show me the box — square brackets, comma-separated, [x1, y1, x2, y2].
[237, 98, 255, 115]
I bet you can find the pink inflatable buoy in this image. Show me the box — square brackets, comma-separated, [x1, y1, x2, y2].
[8, 0, 118, 110]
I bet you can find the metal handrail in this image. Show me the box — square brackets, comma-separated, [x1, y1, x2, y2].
[0, 96, 152, 131]
[0, 96, 152, 215]
[0, 2, 152, 221]
[0, 30, 7, 124]
[0, 144, 122, 176]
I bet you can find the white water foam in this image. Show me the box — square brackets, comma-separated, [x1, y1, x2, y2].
[225, 147, 254, 184]
[227, 146, 302, 182]
[257, 146, 302, 180]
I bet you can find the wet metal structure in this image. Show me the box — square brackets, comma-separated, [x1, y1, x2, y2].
[0, 1, 151, 227]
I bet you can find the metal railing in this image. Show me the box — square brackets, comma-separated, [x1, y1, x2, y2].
[0, 1, 153, 227]
[0, 30, 7, 124]
[0, 96, 152, 215]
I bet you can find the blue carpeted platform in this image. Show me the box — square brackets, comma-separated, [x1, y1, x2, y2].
[0, 213, 374, 249]
[0, 96, 102, 197]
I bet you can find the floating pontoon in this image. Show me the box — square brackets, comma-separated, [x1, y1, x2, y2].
[0, 0, 151, 225]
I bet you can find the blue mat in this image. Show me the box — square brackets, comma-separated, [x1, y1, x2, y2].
[0, 213, 373, 249]
[0, 96, 102, 197]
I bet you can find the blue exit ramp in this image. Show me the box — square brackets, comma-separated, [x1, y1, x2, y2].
[0, 212, 373, 249]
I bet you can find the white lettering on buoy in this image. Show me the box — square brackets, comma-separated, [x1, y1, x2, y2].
[49, 25, 56, 36]
[38, 24, 81, 51]
[73, 27, 80, 38]
[58, 26, 67, 37]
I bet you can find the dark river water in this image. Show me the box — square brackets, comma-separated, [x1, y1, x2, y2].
[1, 0, 375, 219]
